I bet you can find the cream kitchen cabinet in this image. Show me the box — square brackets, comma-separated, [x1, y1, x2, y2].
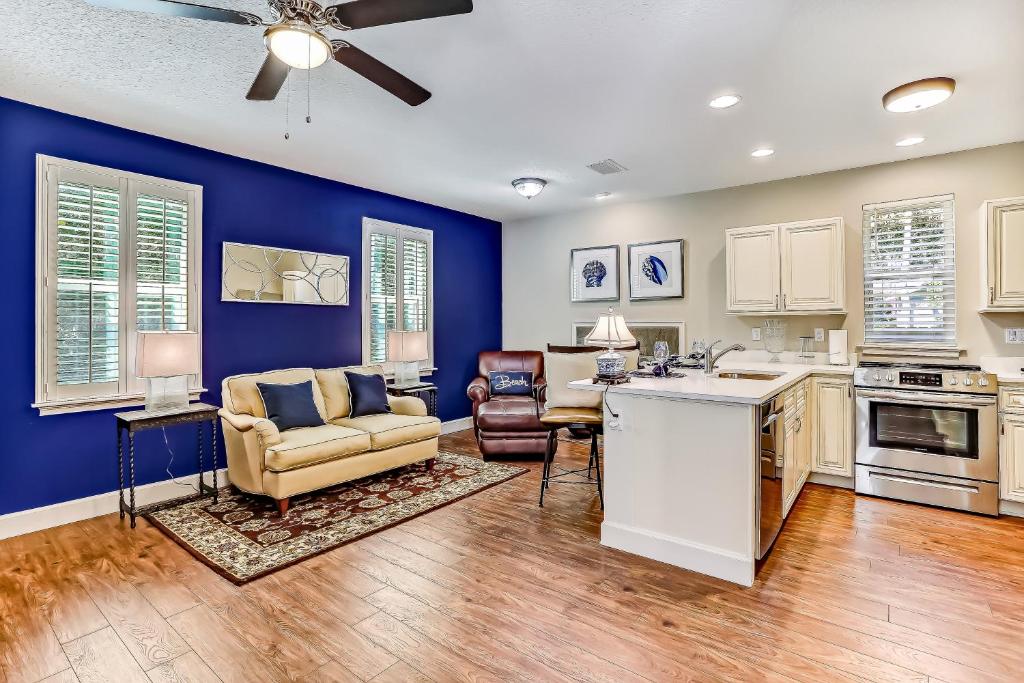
[810, 376, 854, 477]
[980, 197, 1024, 311]
[783, 379, 812, 517]
[1000, 414, 1024, 503]
[726, 218, 845, 314]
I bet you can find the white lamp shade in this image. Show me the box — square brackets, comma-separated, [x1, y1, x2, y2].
[136, 332, 200, 378]
[387, 330, 429, 363]
[584, 312, 636, 348]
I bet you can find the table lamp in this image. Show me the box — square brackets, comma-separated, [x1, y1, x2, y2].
[136, 331, 199, 412]
[387, 330, 428, 387]
[584, 308, 636, 384]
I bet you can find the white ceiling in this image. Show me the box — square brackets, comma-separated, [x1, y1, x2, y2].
[3, 0, 1023, 222]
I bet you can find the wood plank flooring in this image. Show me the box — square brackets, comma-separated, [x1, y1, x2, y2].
[2, 429, 1023, 682]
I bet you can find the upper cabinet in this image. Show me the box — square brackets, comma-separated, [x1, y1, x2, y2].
[726, 218, 846, 314]
[980, 197, 1024, 311]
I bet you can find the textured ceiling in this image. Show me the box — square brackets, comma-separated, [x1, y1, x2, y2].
[3, 0, 1023, 222]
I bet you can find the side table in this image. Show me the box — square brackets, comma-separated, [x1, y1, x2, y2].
[387, 381, 438, 417]
[115, 402, 220, 528]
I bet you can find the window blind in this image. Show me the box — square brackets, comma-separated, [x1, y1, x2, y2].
[368, 231, 398, 364]
[402, 236, 430, 334]
[862, 194, 956, 347]
[55, 181, 120, 386]
[136, 194, 189, 331]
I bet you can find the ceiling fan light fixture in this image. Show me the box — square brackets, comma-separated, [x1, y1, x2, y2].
[882, 77, 955, 113]
[265, 20, 332, 70]
[512, 178, 547, 199]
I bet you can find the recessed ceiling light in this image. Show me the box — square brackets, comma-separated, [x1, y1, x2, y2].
[895, 136, 925, 147]
[511, 177, 546, 199]
[883, 77, 955, 113]
[750, 148, 775, 158]
[595, 192, 613, 200]
[709, 94, 741, 109]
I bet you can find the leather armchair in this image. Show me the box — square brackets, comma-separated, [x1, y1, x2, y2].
[467, 351, 548, 459]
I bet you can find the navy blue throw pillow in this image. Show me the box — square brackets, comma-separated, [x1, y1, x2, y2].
[256, 380, 325, 432]
[488, 370, 534, 396]
[346, 372, 392, 417]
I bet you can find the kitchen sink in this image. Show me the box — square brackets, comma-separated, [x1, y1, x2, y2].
[713, 370, 785, 381]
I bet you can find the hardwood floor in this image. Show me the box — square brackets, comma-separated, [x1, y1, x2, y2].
[2, 429, 1023, 682]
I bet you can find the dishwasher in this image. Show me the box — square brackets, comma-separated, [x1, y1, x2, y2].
[757, 395, 786, 560]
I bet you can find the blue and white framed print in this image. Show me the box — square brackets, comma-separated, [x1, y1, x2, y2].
[570, 245, 620, 302]
[628, 239, 684, 301]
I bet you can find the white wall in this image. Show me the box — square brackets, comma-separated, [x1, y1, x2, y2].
[503, 142, 1024, 361]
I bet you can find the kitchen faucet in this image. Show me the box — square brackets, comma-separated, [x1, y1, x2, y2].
[702, 339, 747, 374]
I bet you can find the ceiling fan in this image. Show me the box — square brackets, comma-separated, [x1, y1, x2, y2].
[85, 0, 474, 106]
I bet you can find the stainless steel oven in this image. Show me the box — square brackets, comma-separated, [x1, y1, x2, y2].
[854, 363, 999, 515]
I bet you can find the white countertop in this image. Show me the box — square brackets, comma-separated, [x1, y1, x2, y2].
[980, 356, 1024, 384]
[570, 358, 854, 405]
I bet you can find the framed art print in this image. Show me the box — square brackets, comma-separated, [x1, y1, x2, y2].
[570, 245, 619, 302]
[628, 239, 684, 300]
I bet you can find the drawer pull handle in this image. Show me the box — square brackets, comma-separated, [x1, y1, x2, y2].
[868, 471, 979, 495]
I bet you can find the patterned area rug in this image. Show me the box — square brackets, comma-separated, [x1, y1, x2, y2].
[145, 452, 525, 584]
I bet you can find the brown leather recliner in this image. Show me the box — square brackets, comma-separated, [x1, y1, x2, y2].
[467, 351, 548, 459]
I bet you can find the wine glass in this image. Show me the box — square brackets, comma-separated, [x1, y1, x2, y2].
[653, 341, 670, 366]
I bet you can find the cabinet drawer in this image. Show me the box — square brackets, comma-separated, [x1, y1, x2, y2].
[1001, 386, 1024, 413]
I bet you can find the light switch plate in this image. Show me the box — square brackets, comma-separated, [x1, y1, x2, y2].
[751, 327, 761, 341]
[814, 328, 825, 342]
[1007, 328, 1024, 344]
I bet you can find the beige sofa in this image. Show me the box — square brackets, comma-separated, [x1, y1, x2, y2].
[218, 365, 441, 515]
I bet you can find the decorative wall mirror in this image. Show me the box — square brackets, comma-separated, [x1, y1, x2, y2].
[221, 242, 350, 305]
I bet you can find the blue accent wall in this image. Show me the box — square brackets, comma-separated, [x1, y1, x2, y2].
[0, 96, 501, 516]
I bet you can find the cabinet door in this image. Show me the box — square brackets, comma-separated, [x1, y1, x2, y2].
[985, 198, 1024, 308]
[726, 225, 780, 312]
[783, 416, 799, 517]
[780, 218, 845, 311]
[1001, 415, 1024, 503]
[812, 378, 854, 476]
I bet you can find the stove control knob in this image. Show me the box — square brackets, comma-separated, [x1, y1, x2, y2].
[979, 377, 990, 388]
[885, 373, 895, 382]
[963, 376, 974, 387]
[873, 373, 881, 381]
[948, 376, 958, 386]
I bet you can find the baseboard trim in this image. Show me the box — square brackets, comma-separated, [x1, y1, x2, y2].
[1000, 499, 1024, 518]
[600, 520, 754, 587]
[808, 472, 855, 489]
[441, 416, 473, 435]
[0, 469, 229, 541]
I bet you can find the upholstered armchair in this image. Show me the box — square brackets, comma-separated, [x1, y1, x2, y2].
[467, 351, 548, 459]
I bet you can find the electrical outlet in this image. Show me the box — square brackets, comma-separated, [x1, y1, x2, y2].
[751, 327, 762, 341]
[814, 328, 825, 343]
[1007, 328, 1024, 344]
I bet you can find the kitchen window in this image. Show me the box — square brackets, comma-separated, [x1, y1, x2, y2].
[361, 217, 433, 370]
[862, 194, 956, 353]
[34, 156, 203, 414]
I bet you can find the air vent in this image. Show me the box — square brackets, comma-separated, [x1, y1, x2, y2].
[586, 159, 629, 175]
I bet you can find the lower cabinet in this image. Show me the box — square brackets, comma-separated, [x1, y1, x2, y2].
[1000, 413, 1024, 503]
[783, 379, 812, 517]
[811, 377, 854, 477]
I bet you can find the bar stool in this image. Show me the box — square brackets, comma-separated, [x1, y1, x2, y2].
[538, 407, 604, 509]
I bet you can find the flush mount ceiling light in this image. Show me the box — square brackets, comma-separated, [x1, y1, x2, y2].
[595, 192, 613, 200]
[709, 94, 741, 109]
[265, 20, 332, 70]
[512, 178, 547, 199]
[895, 136, 926, 147]
[750, 148, 775, 158]
[883, 77, 956, 113]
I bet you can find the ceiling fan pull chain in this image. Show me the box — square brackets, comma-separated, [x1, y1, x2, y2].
[306, 38, 312, 124]
[284, 70, 291, 140]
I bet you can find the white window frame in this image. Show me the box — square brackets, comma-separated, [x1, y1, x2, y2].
[34, 155, 204, 415]
[361, 217, 434, 374]
[861, 193, 959, 357]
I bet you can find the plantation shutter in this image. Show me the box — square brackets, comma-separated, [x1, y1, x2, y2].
[53, 176, 123, 391]
[862, 194, 956, 348]
[135, 191, 190, 332]
[363, 219, 433, 368]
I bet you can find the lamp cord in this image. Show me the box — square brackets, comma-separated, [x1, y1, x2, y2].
[162, 427, 199, 493]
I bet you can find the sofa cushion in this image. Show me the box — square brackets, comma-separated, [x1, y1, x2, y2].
[346, 371, 392, 417]
[476, 396, 543, 432]
[264, 425, 371, 473]
[332, 413, 441, 451]
[223, 368, 325, 419]
[544, 350, 639, 409]
[315, 365, 384, 420]
[257, 380, 325, 432]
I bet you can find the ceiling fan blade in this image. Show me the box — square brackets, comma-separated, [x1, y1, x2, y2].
[327, 0, 472, 30]
[246, 54, 291, 101]
[85, 0, 265, 25]
[332, 41, 431, 106]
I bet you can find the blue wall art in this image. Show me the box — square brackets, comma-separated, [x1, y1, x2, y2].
[629, 239, 684, 300]
[570, 244, 619, 302]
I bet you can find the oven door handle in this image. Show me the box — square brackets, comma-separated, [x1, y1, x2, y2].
[855, 388, 997, 409]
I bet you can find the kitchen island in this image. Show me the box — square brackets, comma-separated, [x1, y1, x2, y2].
[571, 359, 853, 586]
